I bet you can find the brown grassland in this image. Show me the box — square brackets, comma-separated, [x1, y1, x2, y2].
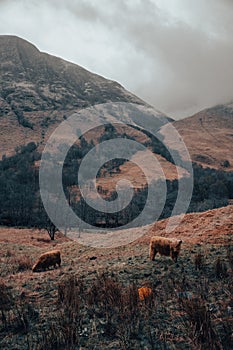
[0, 206, 232, 349]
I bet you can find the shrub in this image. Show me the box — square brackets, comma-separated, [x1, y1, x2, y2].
[214, 257, 228, 279]
[0, 279, 30, 333]
[194, 253, 205, 271]
[180, 297, 219, 349]
[14, 256, 33, 272]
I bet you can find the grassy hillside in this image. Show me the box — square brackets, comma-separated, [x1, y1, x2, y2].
[0, 206, 232, 349]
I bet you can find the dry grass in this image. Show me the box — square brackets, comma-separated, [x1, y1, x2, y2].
[214, 257, 228, 279]
[179, 297, 219, 349]
[0, 278, 33, 334]
[194, 253, 206, 270]
[0, 206, 233, 349]
[168, 111, 233, 171]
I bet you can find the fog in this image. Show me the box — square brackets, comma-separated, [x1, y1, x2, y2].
[0, 0, 233, 119]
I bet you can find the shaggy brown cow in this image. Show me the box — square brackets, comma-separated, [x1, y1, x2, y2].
[32, 250, 61, 272]
[149, 236, 182, 262]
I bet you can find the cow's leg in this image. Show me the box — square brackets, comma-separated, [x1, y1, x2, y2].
[171, 249, 178, 262]
[150, 246, 157, 261]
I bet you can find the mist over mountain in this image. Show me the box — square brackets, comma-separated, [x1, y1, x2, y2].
[0, 37, 232, 350]
[0, 35, 148, 156]
[0, 34, 233, 174]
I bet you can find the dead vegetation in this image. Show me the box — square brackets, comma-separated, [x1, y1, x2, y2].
[0, 207, 233, 349]
[0, 244, 232, 349]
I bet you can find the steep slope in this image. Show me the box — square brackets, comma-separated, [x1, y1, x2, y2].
[161, 104, 233, 171]
[0, 35, 142, 109]
[144, 204, 233, 245]
[0, 35, 146, 156]
[0, 35, 186, 199]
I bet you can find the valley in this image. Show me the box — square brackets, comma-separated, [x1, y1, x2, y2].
[0, 35, 233, 350]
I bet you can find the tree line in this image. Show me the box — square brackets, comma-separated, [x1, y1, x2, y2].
[0, 128, 232, 238]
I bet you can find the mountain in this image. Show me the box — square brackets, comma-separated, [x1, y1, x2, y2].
[1, 35, 232, 230]
[1, 36, 232, 174]
[160, 103, 233, 171]
[0, 35, 148, 156]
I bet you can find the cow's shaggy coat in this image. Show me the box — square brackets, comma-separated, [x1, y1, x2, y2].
[32, 250, 61, 272]
[149, 236, 182, 262]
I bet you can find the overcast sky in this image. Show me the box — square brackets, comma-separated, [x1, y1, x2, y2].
[0, 0, 233, 119]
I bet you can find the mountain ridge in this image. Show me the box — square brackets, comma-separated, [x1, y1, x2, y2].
[173, 104, 233, 170]
[0, 35, 144, 110]
[0, 35, 150, 156]
[1, 35, 232, 173]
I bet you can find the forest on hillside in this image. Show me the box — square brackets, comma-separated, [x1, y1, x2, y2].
[0, 125, 232, 233]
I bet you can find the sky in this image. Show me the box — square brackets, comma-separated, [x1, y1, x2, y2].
[0, 0, 233, 119]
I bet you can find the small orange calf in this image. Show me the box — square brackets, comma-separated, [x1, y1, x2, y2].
[138, 287, 152, 301]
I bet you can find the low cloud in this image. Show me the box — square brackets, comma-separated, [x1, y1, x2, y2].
[0, 0, 233, 118]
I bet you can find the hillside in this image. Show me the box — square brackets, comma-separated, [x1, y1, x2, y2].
[161, 104, 233, 171]
[1, 35, 233, 175]
[0, 35, 147, 157]
[0, 205, 232, 349]
[0, 35, 192, 222]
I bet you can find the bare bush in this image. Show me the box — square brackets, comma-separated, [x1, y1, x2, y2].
[214, 257, 228, 279]
[194, 253, 205, 271]
[0, 279, 31, 334]
[179, 297, 219, 349]
[14, 256, 33, 272]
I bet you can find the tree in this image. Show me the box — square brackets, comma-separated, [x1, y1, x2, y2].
[36, 210, 58, 240]
[44, 220, 58, 240]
